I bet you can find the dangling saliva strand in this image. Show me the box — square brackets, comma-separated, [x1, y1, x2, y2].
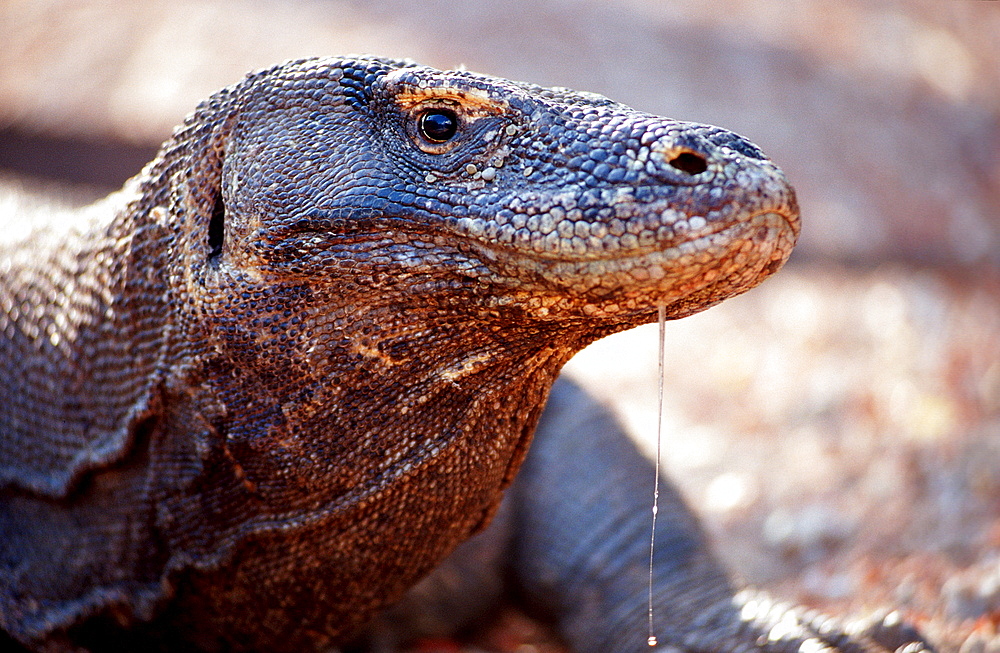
[647, 303, 667, 647]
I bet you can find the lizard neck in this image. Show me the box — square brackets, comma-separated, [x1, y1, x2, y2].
[0, 189, 175, 496]
[184, 274, 592, 522]
[153, 280, 591, 639]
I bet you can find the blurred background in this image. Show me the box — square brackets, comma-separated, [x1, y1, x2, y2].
[1, 1, 998, 651]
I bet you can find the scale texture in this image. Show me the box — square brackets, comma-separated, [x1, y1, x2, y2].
[0, 56, 930, 652]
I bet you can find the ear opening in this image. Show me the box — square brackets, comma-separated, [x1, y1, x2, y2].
[208, 190, 225, 263]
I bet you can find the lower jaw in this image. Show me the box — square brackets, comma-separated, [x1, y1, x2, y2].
[484, 213, 794, 320]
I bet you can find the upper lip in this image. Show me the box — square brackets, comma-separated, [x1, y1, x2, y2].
[467, 208, 799, 264]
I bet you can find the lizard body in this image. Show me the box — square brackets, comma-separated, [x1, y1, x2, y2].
[0, 56, 929, 652]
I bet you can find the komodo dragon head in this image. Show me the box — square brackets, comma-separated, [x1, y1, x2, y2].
[174, 57, 798, 324]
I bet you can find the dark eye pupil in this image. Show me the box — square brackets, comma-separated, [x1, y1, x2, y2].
[419, 110, 458, 143]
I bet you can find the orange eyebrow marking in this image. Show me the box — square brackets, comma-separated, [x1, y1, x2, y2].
[395, 86, 509, 117]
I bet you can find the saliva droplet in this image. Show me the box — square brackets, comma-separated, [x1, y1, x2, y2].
[646, 304, 668, 653]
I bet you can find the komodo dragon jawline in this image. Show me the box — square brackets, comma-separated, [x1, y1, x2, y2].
[1, 56, 931, 652]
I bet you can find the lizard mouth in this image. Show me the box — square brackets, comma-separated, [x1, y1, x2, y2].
[469, 208, 799, 317]
[474, 208, 797, 264]
[256, 199, 797, 321]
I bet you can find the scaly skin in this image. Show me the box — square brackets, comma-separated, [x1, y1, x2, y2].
[0, 56, 929, 652]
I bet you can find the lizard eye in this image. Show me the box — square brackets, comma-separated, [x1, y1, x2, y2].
[418, 109, 459, 143]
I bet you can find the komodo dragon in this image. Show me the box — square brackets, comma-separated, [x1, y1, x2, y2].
[0, 56, 933, 653]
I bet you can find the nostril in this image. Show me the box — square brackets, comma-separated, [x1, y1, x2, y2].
[668, 150, 708, 176]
